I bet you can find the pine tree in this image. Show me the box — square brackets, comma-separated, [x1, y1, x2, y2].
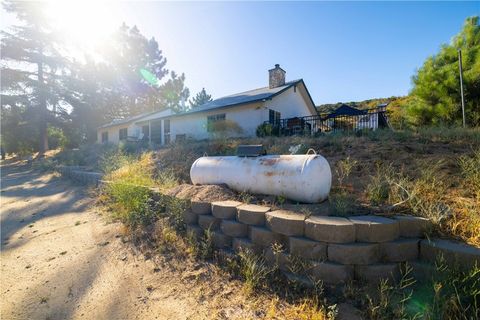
[1, 1, 66, 154]
[189, 88, 213, 108]
[408, 16, 480, 126]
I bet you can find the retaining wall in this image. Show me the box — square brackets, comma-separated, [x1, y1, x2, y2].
[185, 200, 480, 285]
[57, 165, 103, 186]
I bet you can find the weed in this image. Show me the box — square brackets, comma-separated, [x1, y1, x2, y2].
[238, 249, 272, 293]
[335, 156, 357, 187]
[329, 188, 355, 216]
[239, 190, 254, 204]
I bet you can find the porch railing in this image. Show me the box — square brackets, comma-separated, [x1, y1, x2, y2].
[263, 106, 389, 136]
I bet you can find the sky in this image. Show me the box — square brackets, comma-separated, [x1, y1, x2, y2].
[1, 1, 479, 105]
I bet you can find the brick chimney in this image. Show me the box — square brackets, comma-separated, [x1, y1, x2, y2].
[268, 64, 286, 88]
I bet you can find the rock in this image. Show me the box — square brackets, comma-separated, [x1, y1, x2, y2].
[220, 220, 248, 238]
[289, 236, 327, 261]
[237, 204, 270, 225]
[394, 215, 431, 238]
[265, 210, 305, 236]
[249, 226, 284, 248]
[349, 216, 399, 243]
[420, 238, 480, 271]
[212, 200, 242, 219]
[182, 210, 197, 224]
[355, 263, 400, 283]
[308, 261, 354, 284]
[198, 215, 221, 231]
[380, 238, 419, 262]
[191, 201, 211, 215]
[304, 216, 355, 243]
[328, 243, 380, 265]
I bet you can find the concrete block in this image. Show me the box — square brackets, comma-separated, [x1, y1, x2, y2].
[182, 210, 198, 225]
[237, 204, 270, 225]
[212, 200, 242, 219]
[349, 216, 400, 242]
[249, 226, 284, 248]
[191, 201, 211, 215]
[266, 210, 305, 236]
[232, 237, 259, 253]
[328, 243, 380, 265]
[420, 238, 480, 271]
[198, 215, 220, 231]
[289, 237, 327, 261]
[394, 215, 431, 238]
[304, 216, 355, 243]
[186, 224, 203, 240]
[380, 238, 419, 262]
[355, 263, 400, 283]
[212, 231, 232, 249]
[308, 261, 354, 284]
[265, 248, 291, 272]
[221, 219, 248, 238]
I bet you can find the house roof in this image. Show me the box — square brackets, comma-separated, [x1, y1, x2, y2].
[326, 104, 367, 119]
[98, 78, 317, 129]
[97, 111, 156, 129]
[178, 79, 304, 115]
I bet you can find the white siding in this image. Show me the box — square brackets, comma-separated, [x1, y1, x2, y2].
[169, 104, 264, 141]
[97, 123, 138, 144]
[263, 85, 315, 120]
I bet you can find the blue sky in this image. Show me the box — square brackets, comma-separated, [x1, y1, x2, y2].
[1, 1, 478, 104]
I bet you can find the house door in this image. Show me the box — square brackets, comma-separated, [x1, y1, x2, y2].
[150, 119, 162, 144]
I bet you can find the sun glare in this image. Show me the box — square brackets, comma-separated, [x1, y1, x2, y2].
[46, 1, 118, 54]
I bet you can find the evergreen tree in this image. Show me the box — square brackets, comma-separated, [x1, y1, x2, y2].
[189, 87, 213, 108]
[1, 1, 66, 154]
[408, 16, 480, 126]
[158, 71, 190, 113]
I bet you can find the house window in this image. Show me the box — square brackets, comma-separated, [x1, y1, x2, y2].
[101, 132, 108, 143]
[119, 128, 128, 141]
[207, 113, 226, 132]
[150, 119, 162, 144]
[164, 119, 170, 144]
[176, 134, 186, 142]
[141, 125, 149, 140]
[269, 109, 281, 125]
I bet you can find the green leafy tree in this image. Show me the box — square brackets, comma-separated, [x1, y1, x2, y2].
[1, 1, 66, 154]
[189, 87, 213, 108]
[408, 16, 480, 126]
[158, 71, 190, 113]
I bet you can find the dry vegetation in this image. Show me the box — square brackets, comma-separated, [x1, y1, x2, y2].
[88, 128, 480, 319]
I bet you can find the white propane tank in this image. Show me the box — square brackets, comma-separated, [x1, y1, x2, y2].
[190, 154, 332, 203]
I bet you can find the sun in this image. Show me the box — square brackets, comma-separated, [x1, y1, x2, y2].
[46, 0, 118, 53]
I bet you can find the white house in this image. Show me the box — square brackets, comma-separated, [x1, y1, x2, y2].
[97, 64, 318, 145]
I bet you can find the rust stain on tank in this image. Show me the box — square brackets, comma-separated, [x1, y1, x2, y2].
[264, 171, 276, 177]
[259, 158, 279, 166]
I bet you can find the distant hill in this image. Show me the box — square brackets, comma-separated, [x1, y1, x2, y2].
[316, 96, 404, 114]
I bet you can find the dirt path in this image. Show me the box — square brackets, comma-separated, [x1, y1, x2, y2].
[1, 164, 244, 320]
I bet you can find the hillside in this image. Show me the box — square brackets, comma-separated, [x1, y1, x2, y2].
[316, 96, 403, 113]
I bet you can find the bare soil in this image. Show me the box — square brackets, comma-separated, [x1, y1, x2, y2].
[1, 163, 360, 319]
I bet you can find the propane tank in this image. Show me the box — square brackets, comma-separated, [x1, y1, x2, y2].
[190, 154, 332, 203]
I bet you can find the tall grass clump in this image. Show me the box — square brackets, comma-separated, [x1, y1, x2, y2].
[103, 152, 157, 227]
[408, 258, 480, 320]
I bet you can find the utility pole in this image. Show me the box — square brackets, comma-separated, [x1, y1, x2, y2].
[458, 49, 466, 128]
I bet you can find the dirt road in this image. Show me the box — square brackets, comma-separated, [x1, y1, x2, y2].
[0, 164, 253, 320]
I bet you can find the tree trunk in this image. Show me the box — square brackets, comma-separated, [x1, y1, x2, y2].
[38, 60, 49, 155]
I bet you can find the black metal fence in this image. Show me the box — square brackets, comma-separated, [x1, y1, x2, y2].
[262, 106, 389, 136]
